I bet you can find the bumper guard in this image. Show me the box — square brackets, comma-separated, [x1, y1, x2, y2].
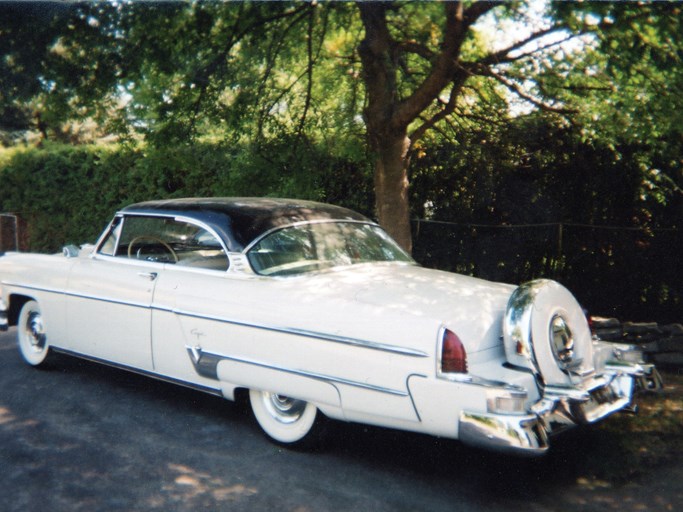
[459, 363, 662, 456]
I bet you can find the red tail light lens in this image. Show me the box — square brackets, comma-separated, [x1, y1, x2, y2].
[441, 329, 467, 374]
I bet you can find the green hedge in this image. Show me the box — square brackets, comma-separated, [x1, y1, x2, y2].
[0, 142, 373, 252]
[0, 141, 679, 323]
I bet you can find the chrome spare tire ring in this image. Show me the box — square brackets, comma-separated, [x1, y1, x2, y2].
[503, 280, 594, 386]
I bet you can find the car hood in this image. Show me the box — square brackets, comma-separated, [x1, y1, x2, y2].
[301, 263, 515, 354]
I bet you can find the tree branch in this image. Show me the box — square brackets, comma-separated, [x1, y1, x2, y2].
[478, 66, 578, 115]
[298, 5, 315, 135]
[410, 67, 469, 143]
[392, 1, 502, 130]
[396, 40, 435, 62]
[256, 7, 311, 137]
[478, 26, 562, 65]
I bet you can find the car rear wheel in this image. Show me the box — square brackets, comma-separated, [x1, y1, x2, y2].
[17, 300, 53, 367]
[248, 389, 323, 447]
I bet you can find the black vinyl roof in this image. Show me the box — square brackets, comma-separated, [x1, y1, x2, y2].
[120, 197, 372, 252]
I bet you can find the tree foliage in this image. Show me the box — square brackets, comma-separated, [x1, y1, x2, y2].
[0, 1, 680, 320]
[0, 140, 372, 252]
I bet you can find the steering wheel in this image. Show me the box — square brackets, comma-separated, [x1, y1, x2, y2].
[127, 236, 179, 263]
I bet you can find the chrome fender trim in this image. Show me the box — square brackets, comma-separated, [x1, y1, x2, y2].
[186, 345, 410, 397]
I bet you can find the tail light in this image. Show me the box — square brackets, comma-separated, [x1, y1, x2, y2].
[441, 328, 467, 374]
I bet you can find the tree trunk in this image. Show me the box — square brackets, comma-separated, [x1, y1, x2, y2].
[373, 132, 413, 253]
[358, 2, 499, 253]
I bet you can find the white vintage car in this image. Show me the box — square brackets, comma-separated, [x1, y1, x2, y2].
[0, 198, 661, 455]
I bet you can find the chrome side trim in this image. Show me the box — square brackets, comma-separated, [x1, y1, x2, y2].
[406, 374, 428, 422]
[172, 307, 428, 358]
[52, 347, 224, 397]
[1, 282, 65, 296]
[2, 282, 427, 358]
[68, 290, 151, 309]
[187, 346, 409, 397]
[186, 345, 222, 380]
[3, 282, 150, 309]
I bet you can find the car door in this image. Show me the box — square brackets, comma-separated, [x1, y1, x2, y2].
[64, 215, 167, 370]
[149, 220, 232, 389]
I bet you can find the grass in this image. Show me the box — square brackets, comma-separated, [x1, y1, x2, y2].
[560, 370, 683, 484]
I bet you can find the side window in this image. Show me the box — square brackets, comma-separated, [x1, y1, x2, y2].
[97, 217, 122, 256]
[111, 215, 229, 271]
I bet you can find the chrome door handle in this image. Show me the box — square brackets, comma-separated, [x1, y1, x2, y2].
[137, 272, 158, 281]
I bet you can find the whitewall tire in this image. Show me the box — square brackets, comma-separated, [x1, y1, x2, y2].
[249, 389, 322, 446]
[17, 300, 52, 367]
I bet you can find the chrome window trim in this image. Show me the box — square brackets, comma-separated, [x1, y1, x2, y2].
[88, 252, 170, 268]
[242, 219, 415, 276]
[93, 212, 230, 272]
[242, 219, 387, 255]
[92, 215, 122, 257]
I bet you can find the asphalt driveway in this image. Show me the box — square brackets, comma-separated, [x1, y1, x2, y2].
[1, 328, 681, 512]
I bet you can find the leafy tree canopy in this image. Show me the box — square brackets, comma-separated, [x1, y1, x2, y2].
[0, 1, 679, 232]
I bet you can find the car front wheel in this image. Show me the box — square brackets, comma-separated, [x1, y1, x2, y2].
[248, 389, 323, 447]
[17, 300, 53, 367]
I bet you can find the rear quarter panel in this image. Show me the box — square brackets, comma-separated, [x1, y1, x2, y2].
[151, 267, 441, 424]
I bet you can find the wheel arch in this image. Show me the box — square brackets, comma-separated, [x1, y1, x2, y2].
[8, 293, 34, 326]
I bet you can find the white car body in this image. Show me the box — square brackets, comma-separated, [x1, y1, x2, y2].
[0, 198, 661, 455]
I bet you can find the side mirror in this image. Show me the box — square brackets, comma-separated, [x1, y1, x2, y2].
[63, 245, 80, 258]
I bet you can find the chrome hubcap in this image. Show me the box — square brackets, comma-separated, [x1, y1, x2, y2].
[263, 393, 306, 424]
[550, 314, 574, 367]
[25, 311, 47, 352]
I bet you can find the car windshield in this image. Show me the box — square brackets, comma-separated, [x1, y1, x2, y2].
[247, 222, 414, 276]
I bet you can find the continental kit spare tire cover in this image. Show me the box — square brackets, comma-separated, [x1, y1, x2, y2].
[503, 279, 595, 386]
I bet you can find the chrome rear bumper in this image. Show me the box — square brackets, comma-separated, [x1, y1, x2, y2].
[459, 364, 662, 456]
